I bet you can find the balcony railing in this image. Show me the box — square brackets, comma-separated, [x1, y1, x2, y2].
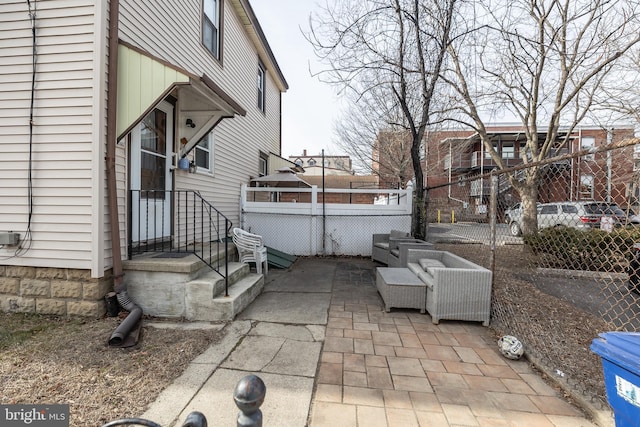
[446, 148, 571, 171]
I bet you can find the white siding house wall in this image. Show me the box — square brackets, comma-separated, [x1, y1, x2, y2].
[0, 1, 104, 273]
[118, 0, 283, 228]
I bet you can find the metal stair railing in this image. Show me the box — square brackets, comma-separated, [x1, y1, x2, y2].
[128, 190, 233, 296]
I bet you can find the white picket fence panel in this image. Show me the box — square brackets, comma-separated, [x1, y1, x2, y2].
[239, 184, 413, 256]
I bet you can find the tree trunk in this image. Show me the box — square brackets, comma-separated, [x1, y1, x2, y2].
[520, 182, 539, 235]
[413, 187, 427, 240]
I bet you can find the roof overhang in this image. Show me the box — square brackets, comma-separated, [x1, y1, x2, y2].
[116, 42, 246, 156]
[441, 130, 574, 149]
[230, 0, 289, 92]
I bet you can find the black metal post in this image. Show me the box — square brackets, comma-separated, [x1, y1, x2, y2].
[234, 374, 266, 427]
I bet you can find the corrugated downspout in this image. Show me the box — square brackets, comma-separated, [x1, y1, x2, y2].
[109, 292, 142, 346]
[105, 0, 142, 347]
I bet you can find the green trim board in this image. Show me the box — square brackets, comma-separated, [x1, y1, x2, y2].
[117, 44, 190, 138]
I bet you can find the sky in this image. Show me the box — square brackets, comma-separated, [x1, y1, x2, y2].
[250, 0, 342, 159]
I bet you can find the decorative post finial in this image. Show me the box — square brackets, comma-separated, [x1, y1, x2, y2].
[234, 374, 266, 427]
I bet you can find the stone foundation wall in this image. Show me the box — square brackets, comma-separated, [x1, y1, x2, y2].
[0, 266, 112, 318]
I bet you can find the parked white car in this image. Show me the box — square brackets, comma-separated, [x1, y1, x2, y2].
[504, 203, 522, 224]
[508, 201, 624, 236]
[504, 202, 539, 224]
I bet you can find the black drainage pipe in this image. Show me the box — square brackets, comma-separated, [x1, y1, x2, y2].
[108, 291, 143, 347]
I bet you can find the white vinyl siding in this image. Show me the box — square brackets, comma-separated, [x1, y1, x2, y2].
[0, 0, 283, 274]
[0, 1, 104, 272]
[119, 0, 283, 227]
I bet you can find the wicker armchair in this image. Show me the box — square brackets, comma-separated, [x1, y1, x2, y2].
[232, 228, 268, 276]
[371, 230, 411, 264]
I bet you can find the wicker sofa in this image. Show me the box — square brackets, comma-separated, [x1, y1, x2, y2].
[371, 230, 411, 264]
[406, 249, 492, 326]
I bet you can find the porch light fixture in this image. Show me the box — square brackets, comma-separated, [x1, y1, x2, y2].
[186, 118, 196, 128]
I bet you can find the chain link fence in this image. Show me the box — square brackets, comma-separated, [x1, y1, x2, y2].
[426, 139, 640, 410]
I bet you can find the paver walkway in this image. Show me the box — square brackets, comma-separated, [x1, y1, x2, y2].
[308, 259, 599, 427]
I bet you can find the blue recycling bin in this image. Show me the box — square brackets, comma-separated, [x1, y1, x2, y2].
[591, 332, 640, 427]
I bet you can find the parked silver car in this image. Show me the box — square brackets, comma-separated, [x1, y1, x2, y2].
[618, 207, 640, 226]
[508, 201, 624, 236]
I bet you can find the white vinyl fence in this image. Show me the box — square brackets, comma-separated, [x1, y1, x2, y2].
[239, 183, 413, 256]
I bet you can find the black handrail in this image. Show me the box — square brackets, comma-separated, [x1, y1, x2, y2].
[128, 190, 232, 295]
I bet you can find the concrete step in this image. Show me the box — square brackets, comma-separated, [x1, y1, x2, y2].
[185, 272, 264, 321]
[187, 262, 249, 300]
[123, 243, 238, 282]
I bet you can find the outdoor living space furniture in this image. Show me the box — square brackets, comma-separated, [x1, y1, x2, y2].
[387, 239, 433, 267]
[371, 229, 411, 264]
[376, 267, 426, 313]
[232, 227, 268, 276]
[406, 249, 492, 326]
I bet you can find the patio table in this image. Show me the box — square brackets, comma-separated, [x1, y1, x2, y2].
[375, 267, 426, 313]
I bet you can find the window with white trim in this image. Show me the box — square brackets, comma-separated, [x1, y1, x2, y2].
[259, 152, 268, 176]
[502, 143, 515, 159]
[203, 0, 221, 59]
[257, 61, 266, 112]
[581, 136, 595, 161]
[195, 133, 213, 174]
[580, 174, 594, 199]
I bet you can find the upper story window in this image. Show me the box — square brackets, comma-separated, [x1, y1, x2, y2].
[580, 174, 594, 199]
[259, 152, 268, 176]
[308, 159, 316, 166]
[195, 133, 213, 174]
[203, 0, 221, 59]
[484, 145, 497, 159]
[257, 61, 266, 112]
[502, 143, 515, 159]
[581, 136, 595, 161]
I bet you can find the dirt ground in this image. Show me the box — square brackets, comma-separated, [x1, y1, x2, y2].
[0, 313, 222, 427]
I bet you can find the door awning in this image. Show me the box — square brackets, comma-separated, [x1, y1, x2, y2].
[116, 42, 245, 144]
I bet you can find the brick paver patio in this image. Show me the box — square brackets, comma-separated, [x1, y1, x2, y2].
[308, 260, 598, 427]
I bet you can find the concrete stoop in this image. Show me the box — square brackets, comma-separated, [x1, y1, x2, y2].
[122, 248, 265, 321]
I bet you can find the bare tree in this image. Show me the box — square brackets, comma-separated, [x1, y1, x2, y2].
[308, 0, 457, 238]
[332, 87, 415, 185]
[444, 0, 640, 234]
[331, 86, 403, 177]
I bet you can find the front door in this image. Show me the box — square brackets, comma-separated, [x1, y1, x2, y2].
[130, 101, 173, 244]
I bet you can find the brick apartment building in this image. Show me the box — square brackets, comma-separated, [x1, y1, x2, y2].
[375, 125, 638, 220]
